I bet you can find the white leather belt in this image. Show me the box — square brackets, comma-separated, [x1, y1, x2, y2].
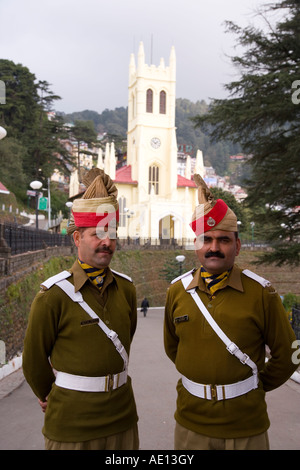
[55, 370, 127, 392]
[182, 374, 258, 401]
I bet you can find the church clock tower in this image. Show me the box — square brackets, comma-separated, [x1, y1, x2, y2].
[127, 42, 178, 202]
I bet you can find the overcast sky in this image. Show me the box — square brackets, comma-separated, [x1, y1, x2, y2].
[0, 0, 276, 114]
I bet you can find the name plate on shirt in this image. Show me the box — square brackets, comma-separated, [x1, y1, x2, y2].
[174, 315, 189, 324]
[81, 318, 100, 327]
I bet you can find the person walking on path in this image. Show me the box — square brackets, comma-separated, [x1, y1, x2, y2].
[164, 174, 299, 451]
[23, 169, 139, 450]
[141, 298, 150, 317]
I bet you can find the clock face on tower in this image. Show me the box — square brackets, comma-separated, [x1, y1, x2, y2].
[150, 137, 161, 149]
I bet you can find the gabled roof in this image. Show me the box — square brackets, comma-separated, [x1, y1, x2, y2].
[0, 181, 10, 194]
[177, 174, 196, 188]
[114, 165, 138, 185]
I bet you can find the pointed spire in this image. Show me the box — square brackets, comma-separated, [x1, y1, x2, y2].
[69, 170, 79, 198]
[194, 149, 205, 177]
[104, 143, 110, 175]
[185, 155, 191, 180]
[159, 57, 165, 69]
[97, 147, 104, 169]
[169, 46, 176, 80]
[109, 142, 116, 180]
[169, 46, 176, 66]
[129, 52, 136, 81]
[137, 41, 145, 72]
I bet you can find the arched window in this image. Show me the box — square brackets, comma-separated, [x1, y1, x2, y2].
[146, 89, 153, 113]
[118, 196, 126, 227]
[159, 90, 166, 114]
[148, 165, 159, 194]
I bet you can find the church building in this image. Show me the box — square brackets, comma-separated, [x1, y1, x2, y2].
[110, 42, 202, 245]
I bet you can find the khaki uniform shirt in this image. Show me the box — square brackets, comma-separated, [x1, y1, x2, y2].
[164, 264, 298, 439]
[23, 261, 138, 442]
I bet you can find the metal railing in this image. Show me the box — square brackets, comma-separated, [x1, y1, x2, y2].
[292, 305, 300, 341]
[1, 222, 71, 255]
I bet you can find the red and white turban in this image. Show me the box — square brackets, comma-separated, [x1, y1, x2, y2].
[190, 174, 237, 236]
[67, 169, 119, 235]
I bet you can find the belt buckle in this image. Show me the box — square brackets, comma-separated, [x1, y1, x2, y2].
[106, 374, 114, 392]
[241, 353, 250, 365]
[210, 384, 217, 400]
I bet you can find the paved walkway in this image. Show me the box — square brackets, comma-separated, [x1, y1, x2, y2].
[0, 308, 299, 450]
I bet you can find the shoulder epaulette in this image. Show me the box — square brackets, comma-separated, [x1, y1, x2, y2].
[242, 269, 271, 288]
[171, 269, 195, 285]
[111, 269, 133, 282]
[41, 270, 72, 290]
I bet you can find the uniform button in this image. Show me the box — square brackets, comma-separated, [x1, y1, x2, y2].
[207, 303, 212, 308]
[105, 320, 110, 325]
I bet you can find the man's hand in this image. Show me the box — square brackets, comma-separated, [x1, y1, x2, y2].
[38, 398, 48, 413]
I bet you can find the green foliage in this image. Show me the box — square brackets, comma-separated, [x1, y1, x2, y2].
[0, 61, 74, 183]
[175, 98, 242, 175]
[0, 138, 28, 202]
[49, 182, 69, 218]
[160, 257, 184, 283]
[0, 255, 76, 361]
[283, 292, 300, 312]
[210, 187, 247, 229]
[0, 60, 40, 138]
[63, 107, 128, 137]
[192, 1, 300, 265]
[67, 120, 98, 182]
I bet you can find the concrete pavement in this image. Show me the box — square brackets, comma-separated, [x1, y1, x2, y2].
[0, 307, 299, 450]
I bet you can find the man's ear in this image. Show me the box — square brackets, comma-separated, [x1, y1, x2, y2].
[73, 231, 80, 248]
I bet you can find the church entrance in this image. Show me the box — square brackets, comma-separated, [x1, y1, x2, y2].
[159, 215, 174, 245]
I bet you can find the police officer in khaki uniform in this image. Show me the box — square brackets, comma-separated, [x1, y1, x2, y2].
[164, 174, 299, 450]
[23, 169, 139, 450]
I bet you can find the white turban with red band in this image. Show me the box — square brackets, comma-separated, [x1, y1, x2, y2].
[190, 174, 237, 236]
[72, 198, 119, 228]
[67, 168, 119, 235]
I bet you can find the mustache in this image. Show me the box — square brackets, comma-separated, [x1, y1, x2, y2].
[205, 251, 225, 259]
[95, 247, 113, 254]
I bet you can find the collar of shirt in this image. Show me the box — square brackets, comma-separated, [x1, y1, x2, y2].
[186, 264, 244, 293]
[70, 260, 117, 294]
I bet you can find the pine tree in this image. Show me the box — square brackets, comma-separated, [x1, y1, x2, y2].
[193, 1, 300, 266]
[0, 61, 74, 185]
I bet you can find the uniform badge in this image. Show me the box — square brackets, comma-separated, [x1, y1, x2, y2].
[207, 217, 216, 227]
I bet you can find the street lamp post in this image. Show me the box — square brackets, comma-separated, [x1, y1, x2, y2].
[66, 201, 73, 226]
[250, 221, 255, 247]
[30, 180, 43, 229]
[176, 255, 185, 276]
[0, 126, 7, 140]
